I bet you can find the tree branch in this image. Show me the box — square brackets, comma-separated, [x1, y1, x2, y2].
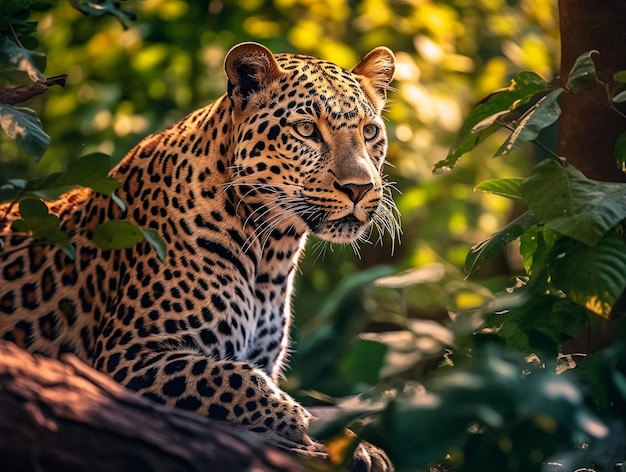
[0, 75, 68, 106]
[0, 340, 310, 472]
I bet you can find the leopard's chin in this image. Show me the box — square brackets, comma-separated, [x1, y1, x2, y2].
[307, 214, 370, 243]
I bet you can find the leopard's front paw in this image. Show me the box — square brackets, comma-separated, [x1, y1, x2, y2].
[257, 401, 330, 461]
[348, 441, 394, 472]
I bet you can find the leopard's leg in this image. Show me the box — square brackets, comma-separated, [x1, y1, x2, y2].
[114, 349, 328, 459]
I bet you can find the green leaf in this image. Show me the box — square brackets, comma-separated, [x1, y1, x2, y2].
[0, 104, 50, 162]
[111, 192, 127, 211]
[385, 345, 600, 470]
[18, 196, 49, 219]
[616, 131, 626, 173]
[434, 71, 550, 173]
[34, 153, 119, 197]
[612, 370, 626, 399]
[27, 180, 75, 201]
[470, 110, 511, 133]
[495, 88, 563, 157]
[379, 393, 464, 469]
[0, 1, 35, 17]
[68, 0, 137, 28]
[475, 178, 525, 202]
[313, 342, 607, 471]
[566, 50, 599, 93]
[92, 221, 166, 260]
[339, 338, 387, 385]
[310, 394, 386, 440]
[141, 228, 167, 262]
[465, 211, 536, 275]
[0, 186, 23, 203]
[549, 233, 626, 318]
[59, 242, 77, 260]
[0, 37, 45, 81]
[11, 198, 75, 259]
[519, 225, 559, 276]
[296, 266, 395, 396]
[93, 220, 145, 251]
[521, 159, 626, 246]
[484, 294, 589, 357]
[614, 70, 626, 84]
[612, 90, 626, 103]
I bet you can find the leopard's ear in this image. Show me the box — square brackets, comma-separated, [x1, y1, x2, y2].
[351, 47, 395, 101]
[225, 42, 283, 103]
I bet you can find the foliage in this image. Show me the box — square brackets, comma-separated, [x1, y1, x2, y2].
[0, 0, 50, 161]
[305, 50, 626, 471]
[1, 0, 559, 279]
[0, 100, 49, 161]
[0, 2, 164, 259]
[301, 263, 623, 472]
[446, 51, 626, 321]
[433, 70, 553, 173]
[311, 340, 615, 472]
[68, 0, 137, 27]
[6, 2, 624, 472]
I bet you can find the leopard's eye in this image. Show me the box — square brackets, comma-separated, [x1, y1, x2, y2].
[294, 121, 317, 139]
[363, 124, 379, 141]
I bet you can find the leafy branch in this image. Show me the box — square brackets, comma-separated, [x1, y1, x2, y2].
[433, 51, 626, 321]
[0, 73, 67, 105]
[310, 50, 626, 472]
[0, 2, 165, 262]
[311, 341, 615, 471]
[1, 153, 166, 262]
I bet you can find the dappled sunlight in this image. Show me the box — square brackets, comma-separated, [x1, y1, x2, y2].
[9, 1, 615, 469]
[576, 412, 609, 439]
[119, 28, 142, 52]
[503, 34, 554, 80]
[584, 295, 612, 318]
[374, 263, 446, 288]
[112, 114, 149, 137]
[360, 319, 454, 378]
[393, 51, 420, 82]
[91, 110, 112, 131]
[1, 345, 109, 425]
[132, 44, 170, 72]
[543, 378, 582, 404]
[36, 367, 110, 420]
[414, 35, 444, 64]
[243, 17, 281, 38]
[288, 20, 324, 50]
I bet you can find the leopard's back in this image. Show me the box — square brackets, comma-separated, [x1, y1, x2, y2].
[0, 187, 101, 360]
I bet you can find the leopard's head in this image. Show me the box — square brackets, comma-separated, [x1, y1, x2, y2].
[225, 42, 398, 246]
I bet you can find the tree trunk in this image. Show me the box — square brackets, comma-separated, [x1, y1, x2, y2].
[558, 0, 626, 183]
[558, 0, 626, 352]
[0, 341, 308, 472]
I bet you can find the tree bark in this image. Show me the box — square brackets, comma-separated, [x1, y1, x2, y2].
[0, 340, 308, 472]
[558, 0, 626, 351]
[558, 0, 626, 183]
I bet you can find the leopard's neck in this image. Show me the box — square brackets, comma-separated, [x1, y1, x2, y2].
[107, 96, 307, 376]
[113, 97, 304, 250]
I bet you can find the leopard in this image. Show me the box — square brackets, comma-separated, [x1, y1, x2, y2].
[0, 42, 398, 471]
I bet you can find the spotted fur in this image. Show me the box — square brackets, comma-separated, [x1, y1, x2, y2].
[0, 43, 397, 470]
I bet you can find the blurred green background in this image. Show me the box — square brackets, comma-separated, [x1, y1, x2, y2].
[1, 0, 559, 396]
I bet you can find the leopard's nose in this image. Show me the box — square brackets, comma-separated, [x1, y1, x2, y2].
[333, 181, 373, 204]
